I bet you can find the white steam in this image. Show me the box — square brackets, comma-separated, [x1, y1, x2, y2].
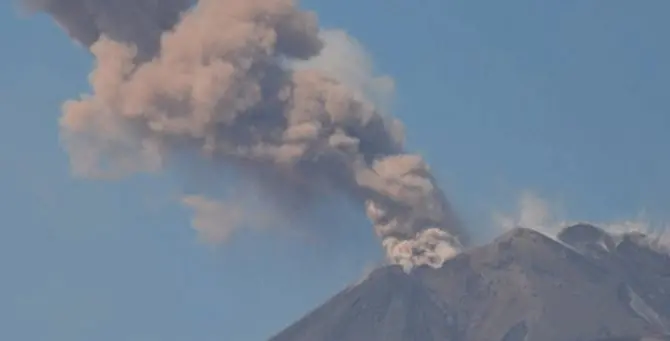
[494, 191, 670, 252]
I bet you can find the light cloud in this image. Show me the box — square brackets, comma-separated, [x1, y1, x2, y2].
[292, 29, 396, 113]
[493, 190, 670, 251]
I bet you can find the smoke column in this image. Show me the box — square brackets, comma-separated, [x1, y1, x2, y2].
[22, 0, 468, 269]
[21, 0, 194, 57]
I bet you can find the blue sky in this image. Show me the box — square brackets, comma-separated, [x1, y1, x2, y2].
[1, 1, 669, 340]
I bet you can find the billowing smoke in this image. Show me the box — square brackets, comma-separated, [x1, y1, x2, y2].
[23, 0, 467, 269]
[20, 0, 194, 57]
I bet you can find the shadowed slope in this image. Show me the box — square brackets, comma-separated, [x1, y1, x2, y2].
[271, 227, 670, 341]
[271, 266, 458, 341]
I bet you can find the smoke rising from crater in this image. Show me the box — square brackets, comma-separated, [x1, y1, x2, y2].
[23, 0, 467, 269]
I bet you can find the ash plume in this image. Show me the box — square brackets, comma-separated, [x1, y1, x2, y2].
[24, 0, 467, 269]
[20, 0, 194, 57]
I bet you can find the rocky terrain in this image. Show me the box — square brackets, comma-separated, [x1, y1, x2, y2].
[270, 225, 670, 341]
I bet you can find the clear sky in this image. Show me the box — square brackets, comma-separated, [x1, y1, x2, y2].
[1, 1, 669, 340]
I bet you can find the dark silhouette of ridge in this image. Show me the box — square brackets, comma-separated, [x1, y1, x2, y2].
[270, 226, 670, 341]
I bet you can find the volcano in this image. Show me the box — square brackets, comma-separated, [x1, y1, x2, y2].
[270, 225, 670, 341]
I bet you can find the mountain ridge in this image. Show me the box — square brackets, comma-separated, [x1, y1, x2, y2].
[270, 226, 670, 341]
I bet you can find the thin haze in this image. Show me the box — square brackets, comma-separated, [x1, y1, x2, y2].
[22, 0, 467, 269]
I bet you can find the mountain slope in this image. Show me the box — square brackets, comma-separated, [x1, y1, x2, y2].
[270, 227, 670, 341]
[271, 266, 457, 341]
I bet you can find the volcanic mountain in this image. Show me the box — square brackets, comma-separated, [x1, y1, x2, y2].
[270, 225, 670, 341]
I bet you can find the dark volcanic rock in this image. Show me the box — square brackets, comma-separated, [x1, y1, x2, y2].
[270, 227, 670, 341]
[559, 224, 670, 331]
[270, 266, 457, 341]
[415, 228, 653, 340]
[558, 223, 617, 256]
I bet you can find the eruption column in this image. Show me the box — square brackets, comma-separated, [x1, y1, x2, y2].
[23, 0, 467, 269]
